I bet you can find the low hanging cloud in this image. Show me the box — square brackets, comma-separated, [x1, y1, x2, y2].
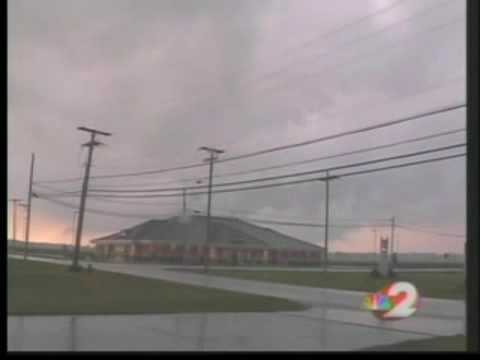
[8, 0, 466, 252]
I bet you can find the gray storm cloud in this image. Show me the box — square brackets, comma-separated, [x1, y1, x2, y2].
[8, 0, 466, 251]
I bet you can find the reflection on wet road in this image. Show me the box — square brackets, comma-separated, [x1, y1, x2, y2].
[9, 311, 436, 351]
[7, 256, 465, 351]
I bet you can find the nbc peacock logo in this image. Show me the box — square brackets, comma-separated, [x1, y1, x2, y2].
[363, 282, 420, 320]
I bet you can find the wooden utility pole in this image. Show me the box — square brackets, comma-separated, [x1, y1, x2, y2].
[71, 127, 111, 271]
[18, 203, 28, 241]
[72, 210, 78, 252]
[318, 171, 340, 272]
[182, 188, 187, 217]
[9, 198, 22, 243]
[24, 153, 35, 260]
[198, 146, 224, 273]
[390, 216, 396, 266]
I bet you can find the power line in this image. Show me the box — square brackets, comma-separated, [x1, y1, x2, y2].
[232, 217, 389, 229]
[152, 0, 458, 132]
[34, 126, 465, 193]
[397, 224, 465, 238]
[82, 74, 464, 190]
[35, 194, 389, 228]
[37, 195, 180, 220]
[32, 187, 81, 196]
[36, 154, 465, 231]
[32, 183, 74, 193]
[38, 143, 462, 198]
[80, 102, 462, 189]
[34, 161, 206, 185]
[87, 143, 466, 194]
[87, 129, 466, 192]
[202, 11, 463, 129]
[86, 197, 181, 207]
[271, 0, 407, 64]
[37, 192, 390, 226]
[34, 103, 465, 185]
[311, 74, 464, 123]
[208, 208, 390, 224]
[110, 1, 408, 132]
[210, 128, 465, 180]
[75, 152, 466, 199]
[259, 0, 452, 84]
[216, 104, 465, 164]
[260, 15, 464, 98]
[91, 0, 420, 143]
[32, 5, 462, 190]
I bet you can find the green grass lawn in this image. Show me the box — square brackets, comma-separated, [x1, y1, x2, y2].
[364, 335, 466, 351]
[7, 259, 307, 315]
[171, 269, 465, 300]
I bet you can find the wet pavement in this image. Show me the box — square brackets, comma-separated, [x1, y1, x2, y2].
[8, 312, 435, 351]
[8, 256, 465, 351]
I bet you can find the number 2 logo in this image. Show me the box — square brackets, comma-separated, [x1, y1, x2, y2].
[382, 282, 419, 319]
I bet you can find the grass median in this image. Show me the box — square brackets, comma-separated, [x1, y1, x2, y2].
[170, 269, 465, 300]
[7, 258, 307, 315]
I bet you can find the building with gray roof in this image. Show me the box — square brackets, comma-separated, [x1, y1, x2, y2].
[91, 215, 324, 266]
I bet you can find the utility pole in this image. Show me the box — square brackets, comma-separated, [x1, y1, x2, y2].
[24, 153, 35, 260]
[71, 127, 111, 271]
[318, 171, 340, 272]
[372, 227, 377, 263]
[390, 216, 396, 267]
[9, 198, 22, 244]
[199, 146, 224, 273]
[19, 203, 28, 242]
[182, 188, 187, 217]
[72, 210, 78, 252]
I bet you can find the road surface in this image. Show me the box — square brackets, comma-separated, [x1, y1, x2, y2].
[8, 255, 465, 351]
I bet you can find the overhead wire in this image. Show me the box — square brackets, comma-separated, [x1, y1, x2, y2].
[260, 15, 465, 97]
[229, 217, 389, 229]
[36, 194, 390, 228]
[268, 0, 408, 66]
[33, 6, 466, 186]
[76, 122, 466, 189]
[35, 143, 464, 197]
[258, 0, 453, 84]
[71, 152, 466, 199]
[34, 104, 465, 185]
[215, 104, 465, 164]
[34, 125, 465, 192]
[86, 143, 466, 194]
[84, 0, 412, 144]
[152, 0, 459, 132]
[397, 224, 465, 238]
[86, 134, 466, 193]
[37, 196, 180, 220]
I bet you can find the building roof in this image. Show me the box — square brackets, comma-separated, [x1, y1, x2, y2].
[91, 215, 322, 251]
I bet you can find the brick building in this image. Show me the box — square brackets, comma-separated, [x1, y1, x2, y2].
[90, 215, 324, 266]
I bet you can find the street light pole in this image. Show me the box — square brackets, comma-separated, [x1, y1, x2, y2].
[199, 146, 224, 273]
[72, 127, 111, 271]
